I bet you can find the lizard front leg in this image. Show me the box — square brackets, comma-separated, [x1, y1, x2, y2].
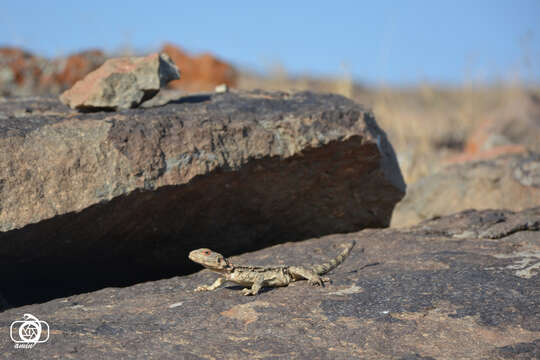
[288, 266, 329, 286]
[241, 275, 265, 296]
[195, 277, 226, 292]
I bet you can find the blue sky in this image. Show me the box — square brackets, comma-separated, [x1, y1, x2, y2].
[1, 1, 539, 85]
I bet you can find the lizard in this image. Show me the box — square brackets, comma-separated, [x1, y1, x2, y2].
[188, 240, 356, 296]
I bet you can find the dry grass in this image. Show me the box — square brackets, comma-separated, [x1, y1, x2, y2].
[237, 72, 538, 184]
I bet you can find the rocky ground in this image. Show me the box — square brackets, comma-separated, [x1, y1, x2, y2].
[0, 46, 539, 359]
[0, 208, 538, 359]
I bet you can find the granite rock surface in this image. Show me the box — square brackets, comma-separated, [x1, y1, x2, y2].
[0, 208, 538, 359]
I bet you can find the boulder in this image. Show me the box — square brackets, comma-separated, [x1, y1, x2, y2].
[0, 207, 538, 359]
[59, 53, 180, 111]
[392, 153, 540, 227]
[0, 90, 404, 306]
[162, 43, 237, 92]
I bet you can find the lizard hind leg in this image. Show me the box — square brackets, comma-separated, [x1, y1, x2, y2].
[242, 275, 265, 296]
[289, 266, 327, 286]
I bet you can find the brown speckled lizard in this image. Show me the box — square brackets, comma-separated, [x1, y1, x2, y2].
[188, 241, 356, 296]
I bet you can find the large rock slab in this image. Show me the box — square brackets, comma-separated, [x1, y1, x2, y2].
[0, 90, 404, 306]
[392, 152, 540, 227]
[59, 53, 180, 111]
[0, 208, 538, 359]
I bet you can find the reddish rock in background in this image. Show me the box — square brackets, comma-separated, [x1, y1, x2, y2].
[161, 43, 236, 92]
[0, 47, 47, 95]
[44, 49, 106, 89]
[446, 143, 527, 164]
[446, 91, 540, 164]
[446, 118, 527, 164]
[1, 45, 236, 95]
[0, 47, 106, 96]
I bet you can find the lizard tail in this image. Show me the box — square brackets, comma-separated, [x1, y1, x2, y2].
[312, 240, 356, 275]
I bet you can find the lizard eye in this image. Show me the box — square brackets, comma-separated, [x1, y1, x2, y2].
[203, 250, 211, 255]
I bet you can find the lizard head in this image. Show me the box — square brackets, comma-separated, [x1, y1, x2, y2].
[189, 248, 232, 273]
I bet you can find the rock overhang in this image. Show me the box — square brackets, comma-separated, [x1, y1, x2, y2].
[0, 90, 405, 306]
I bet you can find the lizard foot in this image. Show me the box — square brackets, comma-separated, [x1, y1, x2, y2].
[241, 288, 256, 296]
[194, 286, 209, 292]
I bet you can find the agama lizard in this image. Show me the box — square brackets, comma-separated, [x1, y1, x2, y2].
[188, 241, 356, 296]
